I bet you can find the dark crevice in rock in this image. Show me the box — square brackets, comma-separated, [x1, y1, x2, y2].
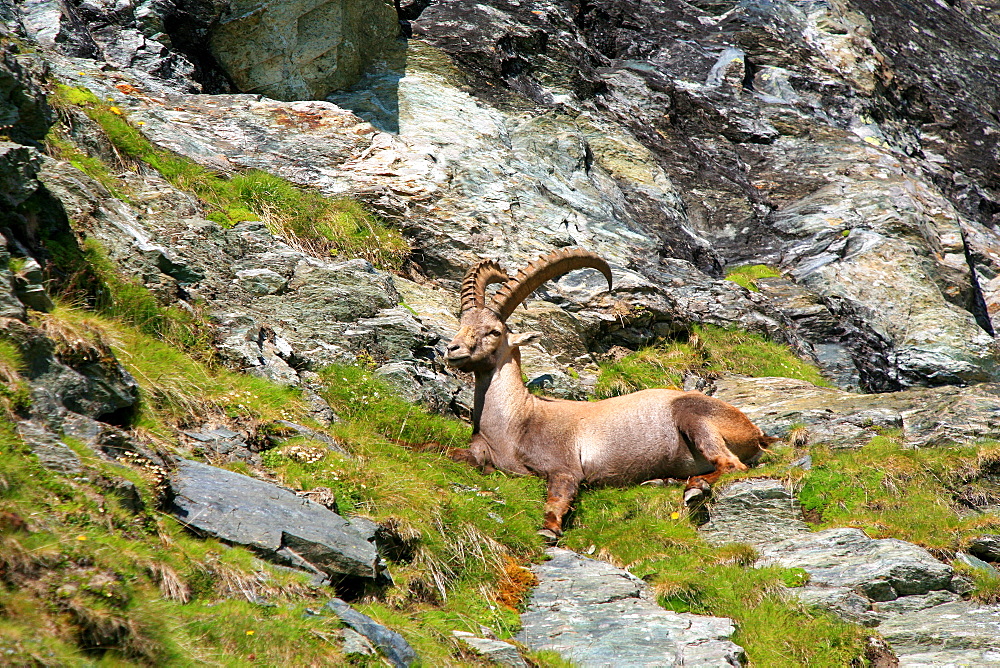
[96, 405, 137, 429]
[160, 3, 235, 95]
[960, 227, 997, 336]
[741, 55, 757, 91]
[395, 0, 434, 23]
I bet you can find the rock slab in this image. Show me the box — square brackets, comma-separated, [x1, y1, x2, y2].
[700, 478, 810, 547]
[703, 479, 1000, 666]
[878, 602, 1000, 668]
[519, 548, 744, 667]
[326, 598, 416, 668]
[758, 527, 955, 601]
[169, 459, 380, 579]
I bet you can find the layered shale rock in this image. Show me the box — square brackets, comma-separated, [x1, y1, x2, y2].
[169, 458, 384, 582]
[702, 479, 1000, 665]
[519, 548, 745, 667]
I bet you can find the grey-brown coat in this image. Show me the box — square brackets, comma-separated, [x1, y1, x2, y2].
[445, 249, 774, 538]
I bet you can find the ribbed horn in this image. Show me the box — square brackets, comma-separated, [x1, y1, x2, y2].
[491, 248, 613, 321]
[460, 259, 510, 312]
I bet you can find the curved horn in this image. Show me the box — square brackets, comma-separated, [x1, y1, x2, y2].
[460, 259, 510, 312]
[491, 248, 613, 321]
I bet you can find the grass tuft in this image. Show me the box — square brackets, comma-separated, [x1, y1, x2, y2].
[957, 563, 1000, 605]
[80, 239, 215, 356]
[725, 264, 781, 292]
[594, 324, 830, 398]
[49, 84, 409, 270]
[0, 340, 30, 415]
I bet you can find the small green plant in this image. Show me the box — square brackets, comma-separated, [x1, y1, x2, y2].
[49, 84, 409, 270]
[6, 256, 26, 276]
[594, 324, 829, 398]
[725, 264, 781, 292]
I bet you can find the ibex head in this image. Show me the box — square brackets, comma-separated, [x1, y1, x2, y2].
[445, 249, 613, 372]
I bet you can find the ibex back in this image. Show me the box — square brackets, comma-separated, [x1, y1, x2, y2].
[445, 249, 775, 540]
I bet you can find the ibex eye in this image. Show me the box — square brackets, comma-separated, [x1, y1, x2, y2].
[489, 330, 502, 337]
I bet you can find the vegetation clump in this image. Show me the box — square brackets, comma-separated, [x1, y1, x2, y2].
[795, 433, 1000, 551]
[594, 324, 830, 398]
[48, 84, 409, 270]
[81, 239, 214, 356]
[35, 304, 305, 435]
[725, 264, 781, 292]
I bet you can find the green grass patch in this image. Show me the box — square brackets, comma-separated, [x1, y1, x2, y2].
[81, 239, 214, 356]
[594, 324, 829, 398]
[559, 485, 870, 666]
[797, 435, 1000, 550]
[318, 363, 472, 448]
[45, 129, 132, 202]
[49, 84, 409, 270]
[37, 304, 306, 432]
[725, 264, 781, 292]
[0, 417, 343, 666]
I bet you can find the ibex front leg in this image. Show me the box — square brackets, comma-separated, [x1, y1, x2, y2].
[447, 433, 496, 473]
[539, 473, 579, 543]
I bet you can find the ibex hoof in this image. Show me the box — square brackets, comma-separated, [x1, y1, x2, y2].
[683, 486, 706, 507]
[537, 528, 560, 544]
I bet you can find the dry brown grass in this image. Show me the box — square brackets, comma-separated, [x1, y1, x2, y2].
[494, 555, 538, 610]
[32, 309, 118, 366]
[148, 563, 190, 604]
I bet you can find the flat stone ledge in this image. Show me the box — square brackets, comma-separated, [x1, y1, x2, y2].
[519, 548, 744, 667]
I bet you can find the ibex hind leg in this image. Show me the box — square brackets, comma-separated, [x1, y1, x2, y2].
[680, 421, 748, 507]
[539, 474, 579, 544]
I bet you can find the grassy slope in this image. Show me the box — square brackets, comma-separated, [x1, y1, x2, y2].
[6, 71, 996, 666]
[3, 296, 882, 665]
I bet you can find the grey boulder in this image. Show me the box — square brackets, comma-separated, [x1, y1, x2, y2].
[325, 597, 416, 668]
[969, 535, 1000, 563]
[519, 548, 744, 667]
[758, 527, 954, 601]
[169, 459, 381, 580]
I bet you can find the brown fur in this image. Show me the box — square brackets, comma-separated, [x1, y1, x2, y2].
[446, 301, 772, 538]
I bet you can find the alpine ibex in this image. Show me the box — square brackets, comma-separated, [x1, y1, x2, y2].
[445, 249, 775, 539]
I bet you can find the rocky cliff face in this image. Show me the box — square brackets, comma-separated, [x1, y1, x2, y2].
[2, 0, 1000, 665]
[5, 0, 1000, 396]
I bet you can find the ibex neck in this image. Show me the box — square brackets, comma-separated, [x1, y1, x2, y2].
[472, 348, 531, 435]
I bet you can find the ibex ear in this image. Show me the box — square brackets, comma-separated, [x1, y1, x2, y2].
[509, 331, 542, 348]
